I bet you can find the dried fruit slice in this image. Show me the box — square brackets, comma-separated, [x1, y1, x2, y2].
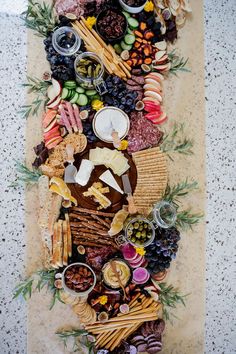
[108, 208, 129, 236]
[50, 177, 77, 206]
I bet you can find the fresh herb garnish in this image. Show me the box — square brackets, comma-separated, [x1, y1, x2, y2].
[175, 210, 203, 230]
[13, 277, 34, 300]
[19, 76, 50, 119]
[10, 160, 42, 187]
[168, 50, 190, 75]
[56, 329, 95, 353]
[13, 269, 64, 310]
[163, 179, 203, 230]
[157, 282, 188, 322]
[21, 0, 57, 37]
[161, 122, 193, 159]
[164, 179, 198, 207]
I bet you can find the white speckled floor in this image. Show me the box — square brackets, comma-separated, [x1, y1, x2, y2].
[0, 0, 235, 353]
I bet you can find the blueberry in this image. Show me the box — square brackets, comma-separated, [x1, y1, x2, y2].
[119, 104, 125, 111]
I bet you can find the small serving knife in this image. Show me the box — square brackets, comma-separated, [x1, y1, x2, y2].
[64, 144, 77, 183]
[122, 174, 137, 215]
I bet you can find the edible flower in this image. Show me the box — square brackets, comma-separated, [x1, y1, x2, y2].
[135, 247, 146, 256]
[117, 140, 128, 151]
[85, 16, 96, 30]
[144, 0, 154, 12]
[92, 99, 104, 111]
[98, 295, 108, 305]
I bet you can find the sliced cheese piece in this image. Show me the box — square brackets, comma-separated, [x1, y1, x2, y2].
[75, 160, 94, 186]
[99, 170, 124, 194]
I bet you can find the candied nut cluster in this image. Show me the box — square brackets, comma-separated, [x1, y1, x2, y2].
[65, 265, 94, 292]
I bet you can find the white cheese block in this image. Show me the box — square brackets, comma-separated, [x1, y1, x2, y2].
[99, 170, 124, 194]
[75, 160, 94, 186]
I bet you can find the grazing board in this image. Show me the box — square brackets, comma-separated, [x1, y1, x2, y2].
[16, 0, 206, 353]
[68, 141, 137, 212]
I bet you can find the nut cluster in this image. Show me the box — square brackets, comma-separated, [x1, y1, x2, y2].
[65, 265, 94, 292]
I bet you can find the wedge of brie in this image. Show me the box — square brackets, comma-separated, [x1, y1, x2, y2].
[99, 170, 124, 195]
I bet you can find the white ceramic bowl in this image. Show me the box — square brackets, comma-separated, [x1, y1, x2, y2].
[119, 0, 148, 14]
[62, 262, 96, 297]
[93, 106, 130, 143]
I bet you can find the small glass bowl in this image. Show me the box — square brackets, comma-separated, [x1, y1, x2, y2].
[52, 26, 81, 56]
[153, 201, 177, 229]
[125, 217, 155, 248]
[61, 262, 96, 297]
[74, 52, 106, 94]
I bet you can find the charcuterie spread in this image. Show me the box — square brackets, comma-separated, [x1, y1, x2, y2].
[14, 1, 204, 353]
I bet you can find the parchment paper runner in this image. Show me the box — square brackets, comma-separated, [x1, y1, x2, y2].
[25, 1, 205, 353]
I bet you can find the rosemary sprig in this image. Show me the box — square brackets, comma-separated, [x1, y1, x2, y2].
[20, 76, 50, 119]
[168, 50, 190, 75]
[163, 179, 199, 207]
[161, 122, 193, 159]
[163, 179, 203, 230]
[157, 282, 187, 322]
[175, 210, 203, 230]
[21, 0, 57, 37]
[11, 160, 42, 187]
[13, 277, 34, 300]
[23, 76, 51, 95]
[13, 269, 64, 310]
[56, 329, 95, 353]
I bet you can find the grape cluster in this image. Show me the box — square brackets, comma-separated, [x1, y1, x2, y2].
[82, 110, 98, 143]
[104, 76, 138, 113]
[145, 227, 181, 274]
[43, 33, 76, 82]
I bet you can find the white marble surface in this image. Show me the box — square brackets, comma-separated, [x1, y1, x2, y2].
[0, 0, 235, 353]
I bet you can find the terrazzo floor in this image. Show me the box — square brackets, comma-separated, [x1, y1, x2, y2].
[0, 0, 235, 353]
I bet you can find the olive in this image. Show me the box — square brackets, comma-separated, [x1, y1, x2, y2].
[136, 231, 141, 238]
[134, 222, 139, 229]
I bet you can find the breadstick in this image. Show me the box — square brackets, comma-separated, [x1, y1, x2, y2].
[57, 220, 63, 267]
[62, 220, 68, 266]
[51, 222, 58, 268]
[65, 213, 72, 257]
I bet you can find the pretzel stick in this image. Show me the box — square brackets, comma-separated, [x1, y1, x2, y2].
[74, 241, 105, 248]
[90, 214, 110, 228]
[71, 207, 115, 217]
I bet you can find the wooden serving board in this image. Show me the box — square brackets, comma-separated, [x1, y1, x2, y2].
[68, 141, 137, 212]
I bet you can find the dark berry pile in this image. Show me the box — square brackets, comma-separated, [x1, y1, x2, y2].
[145, 227, 181, 274]
[104, 76, 138, 113]
[44, 33, 76, 82]
[82, 109, 98, 143]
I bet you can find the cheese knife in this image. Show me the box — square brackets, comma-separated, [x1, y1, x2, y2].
[64, 144, 77, 183]
[121, 174, 137, 214]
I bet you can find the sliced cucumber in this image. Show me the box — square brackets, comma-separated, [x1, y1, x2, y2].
[120, 41, 133, 51]
[64, 80, 77, 89]
[77, 94, 88, 106]
[127, 17, 139, 29]
[76, 86, 85, 94]
[114, 43, 122, 55]
[122, 11, 131, 19]
[124, 34, 136, 45]
[70, 92, 79, 104]
[68, 90, 76, 100]
[61, 88, 69, 100]
[86, 89, 97, 97]
[127, 27, 134, 35]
